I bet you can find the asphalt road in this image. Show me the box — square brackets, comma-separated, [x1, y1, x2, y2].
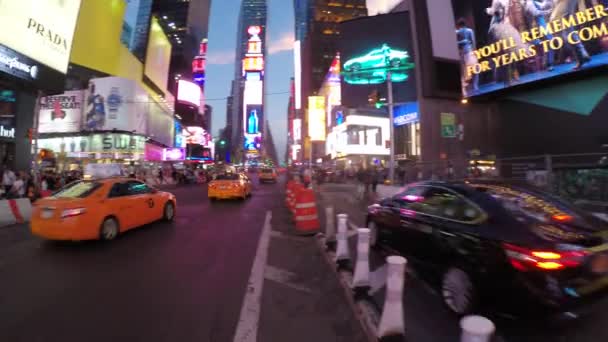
[0, 177, 367, 342]
[317, 183, 608, 342]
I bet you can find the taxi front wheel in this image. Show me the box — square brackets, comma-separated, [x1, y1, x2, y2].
[100, 217, 119, 241]
[163, 202, 175, 222]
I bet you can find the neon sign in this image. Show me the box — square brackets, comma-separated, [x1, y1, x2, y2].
[342, 44, 414, 85]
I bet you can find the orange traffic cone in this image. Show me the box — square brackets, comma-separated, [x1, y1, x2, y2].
[285, 180, 294, 208]
[289, 183, 303, 216]
[294, 187, 320, 235]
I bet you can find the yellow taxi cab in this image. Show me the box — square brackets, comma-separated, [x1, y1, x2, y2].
[208, 173, 252, 200]
[31, 178, 176, 241]
[258, 167, 278, 183]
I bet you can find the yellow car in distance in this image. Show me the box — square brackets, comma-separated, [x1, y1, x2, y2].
[208, 173, 252, 201]
[258, 167, 277, 183]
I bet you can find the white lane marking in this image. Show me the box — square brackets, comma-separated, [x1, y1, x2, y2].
[264, 265, 313, 294]
[233, 211, 272, 342]
[347, 222, 359, 238]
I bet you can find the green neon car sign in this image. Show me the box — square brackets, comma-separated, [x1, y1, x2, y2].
[342, 44, 415, 85]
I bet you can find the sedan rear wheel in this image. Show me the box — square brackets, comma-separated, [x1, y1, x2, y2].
[441, 267, 476, 315]
[100, 217, 119, 241]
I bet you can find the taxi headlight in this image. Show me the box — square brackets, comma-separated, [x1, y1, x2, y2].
[61, 208, 87, 219]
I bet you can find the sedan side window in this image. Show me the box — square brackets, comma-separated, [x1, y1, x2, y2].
[108, 183, 129, 198]
[413, 187, 483, 222]
[392, 186, 426, 207]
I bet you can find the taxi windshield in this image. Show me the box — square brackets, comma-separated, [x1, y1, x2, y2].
[215, 173, 240, 181]
[53, 181, 102, 198]
[260, 169, 274, 173]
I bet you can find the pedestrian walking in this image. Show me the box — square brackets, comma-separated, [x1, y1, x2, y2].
[371, 168, 380, 193]
[9, 172, 25, 199]
[2, 168, 16, 197]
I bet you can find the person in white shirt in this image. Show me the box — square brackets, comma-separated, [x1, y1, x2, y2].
[2, 168, 16, 196]
[10, 173, 25, 198]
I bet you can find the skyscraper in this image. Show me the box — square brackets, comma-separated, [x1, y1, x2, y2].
[293, 0, 313, 42]
[153, 0, 212, 95]
[228, 0, 267, 163]
[295, 0, 367, 161]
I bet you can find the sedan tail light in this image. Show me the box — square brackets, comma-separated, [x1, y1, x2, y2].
[502, 243, 588, 271]
[61, 208, 87, 219]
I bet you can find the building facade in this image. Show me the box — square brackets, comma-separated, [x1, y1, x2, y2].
[228, 0, 267, 164]
[296, 0, 367, 162]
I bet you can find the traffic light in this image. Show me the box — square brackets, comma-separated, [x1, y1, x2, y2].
[27, 128, 33, 142]
[219, 140, 226, 146]
[375, 97, 387, 109]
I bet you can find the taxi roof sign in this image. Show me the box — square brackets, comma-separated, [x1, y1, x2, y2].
[84, 164, 124, 179]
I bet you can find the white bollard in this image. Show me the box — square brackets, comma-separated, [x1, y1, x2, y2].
[352, 228, 371, 296]
[335, 213, 350, 268]
[378, 256, 407, 341]
[325, 206, 336, 249]
[460, 315, 495, 342]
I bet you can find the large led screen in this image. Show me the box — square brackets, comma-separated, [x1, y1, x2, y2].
[144, 17, 172, 91]
[452, 2, 608, 97]
[338, 11, 417, 108]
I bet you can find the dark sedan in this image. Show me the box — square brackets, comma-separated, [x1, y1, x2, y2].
[366, 180, 608, 318]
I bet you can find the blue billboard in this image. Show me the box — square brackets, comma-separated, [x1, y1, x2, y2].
[393, 102, 419, 126]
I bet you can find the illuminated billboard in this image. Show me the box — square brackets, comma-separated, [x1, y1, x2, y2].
[245, 104, 263, 135]
[293, 118, 302, 142]
[452, 2, 608, 97]
[177, 80, 202, 107]
[243, 25, 265, 77]
[308, 96, 326, 141]
[39, 91, 84, 133]
[294, 40, 302, 110]
[243, 80, 263, 105]
[339, 12, 417, 107]
[183, 126, 206, 145]
[0, 0, 82, 73]
[144, 17, 172, 91]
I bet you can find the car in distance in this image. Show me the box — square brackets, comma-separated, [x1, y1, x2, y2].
[208, 173, 252, 201]
[31, 178, 176, 241]
[366, 180, 608, 318]
[258, 167, 278, 183]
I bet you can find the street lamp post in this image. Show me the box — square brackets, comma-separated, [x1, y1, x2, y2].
[387, 71, 395, 184]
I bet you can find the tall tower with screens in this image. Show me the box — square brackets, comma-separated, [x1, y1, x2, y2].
[230, 0, 267, 163]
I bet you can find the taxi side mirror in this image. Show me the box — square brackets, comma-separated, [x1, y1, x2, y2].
[150, 188, 158, 194]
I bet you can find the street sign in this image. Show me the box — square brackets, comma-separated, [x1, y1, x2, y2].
[440, 112, 456, 138]
[396, 154, 408, 160]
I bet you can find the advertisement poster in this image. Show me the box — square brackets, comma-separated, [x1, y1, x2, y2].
[339, 12, 417, 108]
[83, 77, 146, 134]
[245, 104, 263, 135]
[452, 1, 608, 97]
[0, 89, 16, 139]
[0, 0, 82, 73]
[183, 126, 207, 145]
[39, 90, 84, 133]
[308, 96, 326, 141]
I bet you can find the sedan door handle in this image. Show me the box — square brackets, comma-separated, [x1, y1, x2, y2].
[439, 231, 456, 237]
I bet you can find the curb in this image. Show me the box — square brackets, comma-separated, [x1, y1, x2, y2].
[314, 233, 378, 342]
